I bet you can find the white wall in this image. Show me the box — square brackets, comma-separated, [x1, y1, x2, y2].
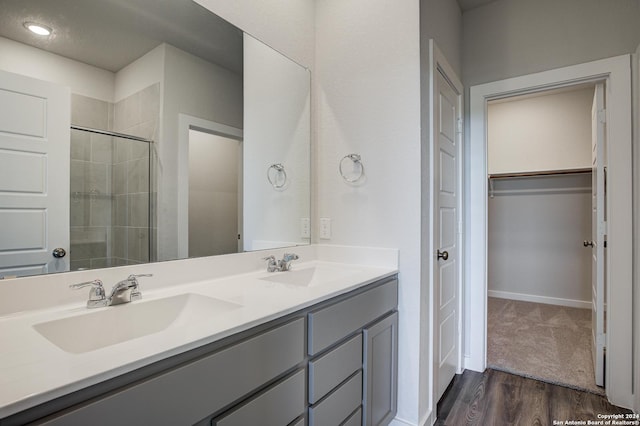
[0, 37, 114, 101]
[420, 0, 462, 77]
[315, 1, 429, 424]
[462, 0, 640, 86]
[114, 45, 165, 102]
[243, 34, 310, 250]
[193, 0, 314, 69]
[158, 44, 243, 261]
[488, 87, 594, 174]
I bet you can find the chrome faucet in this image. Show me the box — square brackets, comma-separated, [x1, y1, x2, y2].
[108, 274, 152, 305]
[263, 255, 279, 272]
[69, 279, 107, 308]
[263, 253, 299, 272]
[278, 253, 299, 271]
[71, 274, 152, 308]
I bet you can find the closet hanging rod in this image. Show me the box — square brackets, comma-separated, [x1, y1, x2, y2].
[71, 125, 154, 143]
[488, 167, 592, 180]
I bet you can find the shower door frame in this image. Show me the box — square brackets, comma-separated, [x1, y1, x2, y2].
[70, 125, 153, 267]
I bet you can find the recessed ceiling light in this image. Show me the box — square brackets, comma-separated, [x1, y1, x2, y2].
[24, 22, 52, 36]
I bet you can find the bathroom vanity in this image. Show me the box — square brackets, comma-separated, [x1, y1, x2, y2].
[0, 246, 398, 426]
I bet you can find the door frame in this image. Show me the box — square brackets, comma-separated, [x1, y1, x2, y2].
[177, 114, 243, 258]
[428, 39, 464, 417]
[634, 44, 640, 415]
[466, 55, 633, 408]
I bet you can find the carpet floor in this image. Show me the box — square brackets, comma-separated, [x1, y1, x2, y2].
[487, 297, 604, 395]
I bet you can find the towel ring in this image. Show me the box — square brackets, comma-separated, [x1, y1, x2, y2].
[339, 154, 364, 183]
[267, 163, 287, 189]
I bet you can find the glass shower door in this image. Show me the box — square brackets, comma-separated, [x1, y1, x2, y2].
[69, 127, 151, 270]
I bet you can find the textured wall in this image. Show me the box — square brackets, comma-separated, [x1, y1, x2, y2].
[462, 0, 640, 86]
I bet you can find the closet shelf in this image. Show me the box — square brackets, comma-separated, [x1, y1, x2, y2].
[488, 167, 592, 180]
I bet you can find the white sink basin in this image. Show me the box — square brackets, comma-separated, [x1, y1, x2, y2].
[260, 264, 360, 287]
[33, 293, 241, 354]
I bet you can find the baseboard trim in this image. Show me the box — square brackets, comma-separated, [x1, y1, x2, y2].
[421, 410, 434, 426]
[389, 410, 434, 426]
[488, 290, 591, 309]
[389, 416, 417, 426]
[464, 355, 484, 372]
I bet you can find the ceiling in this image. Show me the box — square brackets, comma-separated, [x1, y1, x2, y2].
[456, 0, 499, 12]
[0, 0, 243, 73]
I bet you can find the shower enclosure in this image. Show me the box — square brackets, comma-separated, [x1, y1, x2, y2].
[69, 126, 152, 271]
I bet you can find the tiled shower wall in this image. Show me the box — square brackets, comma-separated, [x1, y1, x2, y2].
[69, 83, 158, 270]
[70, 96, 114, 271]
[112, 83, 159, 265]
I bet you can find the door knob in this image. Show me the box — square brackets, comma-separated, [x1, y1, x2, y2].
[52, 247, 66, 258]
[437, 250, 449, 261]
[583, 240, 594, 248]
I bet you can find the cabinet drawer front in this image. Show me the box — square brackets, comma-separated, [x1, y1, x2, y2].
[308, 279, 397, 355]
[215, 369, 305, 426]
[308, 371, 362, 426]
[39, 318, 305, 426]
[309, 334, 362, 404]
[342, 407, 362, 426]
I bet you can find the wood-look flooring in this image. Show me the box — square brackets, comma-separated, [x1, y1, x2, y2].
[435, 369, 631, 426]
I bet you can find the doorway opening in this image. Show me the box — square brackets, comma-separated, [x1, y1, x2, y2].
[177, 114, 243, 259]
[484, 83, 603, 393]
[187, 129, 243, 257]
[466, 55, 633, 408]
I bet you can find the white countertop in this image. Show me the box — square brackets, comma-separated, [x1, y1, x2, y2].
[0, 247, 397, 419]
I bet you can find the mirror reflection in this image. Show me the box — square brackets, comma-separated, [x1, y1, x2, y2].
[0, 0, 311, 278]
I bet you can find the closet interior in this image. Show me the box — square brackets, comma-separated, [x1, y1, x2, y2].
[486, 83, 605, 394]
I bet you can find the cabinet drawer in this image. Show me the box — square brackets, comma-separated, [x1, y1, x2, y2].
[342, 407, 362, 426]
[214, 369, 305, 426]
[308, 279, 397, 355]
[309, 334, 362, 404]
[39, 318, 305, 426]
[308, 371, 362, 426]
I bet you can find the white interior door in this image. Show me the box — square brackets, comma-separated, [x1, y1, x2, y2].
[0, 70, 70, 278]
[591, 82, 606, 387]
[434, 69, 461, 400]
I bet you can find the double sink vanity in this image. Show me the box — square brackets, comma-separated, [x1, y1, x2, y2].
[0, 245, 398, 425]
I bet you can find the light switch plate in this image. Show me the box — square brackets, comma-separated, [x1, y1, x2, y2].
[300, 218, 310, 238]
[320, 218, 331, 239]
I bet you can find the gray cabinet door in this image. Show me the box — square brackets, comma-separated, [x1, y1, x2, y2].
[363, 312, 398, 426]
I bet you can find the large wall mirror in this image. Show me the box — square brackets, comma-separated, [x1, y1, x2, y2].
[0, 0, 311, 278]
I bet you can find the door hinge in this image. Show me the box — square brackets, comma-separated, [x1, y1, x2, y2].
[597, 333, 606, 347]
[598, 109, 606, 124]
